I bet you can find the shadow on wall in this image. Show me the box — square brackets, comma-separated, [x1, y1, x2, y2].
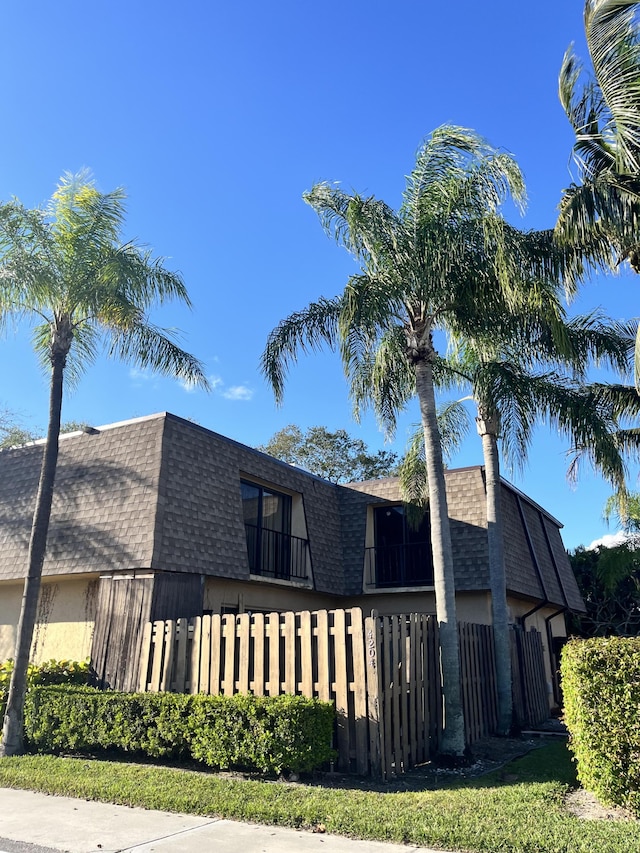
[0, 455, 156, 572]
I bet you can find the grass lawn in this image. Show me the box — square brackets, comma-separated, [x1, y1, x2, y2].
[0, 742, 638, 852]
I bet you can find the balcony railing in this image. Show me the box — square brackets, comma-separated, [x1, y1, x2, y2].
[364, 542, 433, 588]
[244, 523, 309, 581]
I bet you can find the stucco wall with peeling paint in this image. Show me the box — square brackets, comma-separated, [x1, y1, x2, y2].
[0, 576, 99, 662]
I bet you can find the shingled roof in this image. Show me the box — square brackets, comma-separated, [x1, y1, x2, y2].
[344, 469, 584, 611]
[0, 412, 584, 611]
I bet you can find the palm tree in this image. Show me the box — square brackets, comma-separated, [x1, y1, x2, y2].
[0, 173, 209, 756]
[396, 310, 632, 734]
[262, 126, 581, 755]
[558, 0, 640, 373]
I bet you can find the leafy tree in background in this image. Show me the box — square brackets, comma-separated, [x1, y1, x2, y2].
[0, 172, 209, 756]
[257, 424, 399, 483]
[262, 126, 583, 755]
[569, 543, 640, 636]
[0, 414, 92, 450]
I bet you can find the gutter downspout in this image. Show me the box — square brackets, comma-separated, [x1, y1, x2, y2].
[541, 517, 570, 706]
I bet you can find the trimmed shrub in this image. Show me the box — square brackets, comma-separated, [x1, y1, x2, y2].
[0, 658, 90, 721]
[24, 685, 336, 774]
[561, 637, 640, 816]
[188, 693, 336, 773]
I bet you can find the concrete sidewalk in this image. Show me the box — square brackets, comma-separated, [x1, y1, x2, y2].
[0, 787, 444, 853]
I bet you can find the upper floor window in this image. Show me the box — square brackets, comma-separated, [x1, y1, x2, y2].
[240, 481, 308, 581]
[365, 505, 433, 588]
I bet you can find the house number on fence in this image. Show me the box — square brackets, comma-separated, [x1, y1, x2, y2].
[367, 627, 376, 671]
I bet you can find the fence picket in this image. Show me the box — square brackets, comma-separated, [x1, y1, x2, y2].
[136, 608, 549, 781]
[333, 608, 350, 771]
[138, 621, 153, 692]
[364, 613, 382, 778]
[299, 610, 313, 696]
[315, 610, 330, 702]
[237, 613, 250, 693]
[252, 612, 265, 696]
[283, 611, 296, 694]
[266, 612, 280, 696]
[350, 607, 369, 775]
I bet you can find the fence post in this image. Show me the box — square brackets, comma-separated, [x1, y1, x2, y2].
[364, 612, 383, 778]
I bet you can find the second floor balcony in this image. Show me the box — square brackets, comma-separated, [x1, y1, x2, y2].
[365, 541, 433, 588]
[244, 523, 309, 582]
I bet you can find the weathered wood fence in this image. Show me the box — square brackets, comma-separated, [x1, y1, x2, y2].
[138, 607, 549, 779]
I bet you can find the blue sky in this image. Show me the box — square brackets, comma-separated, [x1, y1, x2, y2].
[0, 0, 638, 550]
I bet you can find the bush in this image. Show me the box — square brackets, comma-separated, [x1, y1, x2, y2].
[561, 637, 640, 816]
[24, 685, 335, 775]
[0, 658, 90, 721]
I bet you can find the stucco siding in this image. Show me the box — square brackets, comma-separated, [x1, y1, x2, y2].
[0, 576, 98, 663]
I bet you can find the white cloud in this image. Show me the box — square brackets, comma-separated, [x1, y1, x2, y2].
[129, 367, 158, 387]
[587, 531, 631, 550]
[222, 385, 254, 401]
[132, 364, 250, 401]
[179, 374, 223, 394]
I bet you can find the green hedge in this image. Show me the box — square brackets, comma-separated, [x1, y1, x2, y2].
[561, 637, 640, 816]
[0, 658, 90, 721]
[24, 685, 336, 775]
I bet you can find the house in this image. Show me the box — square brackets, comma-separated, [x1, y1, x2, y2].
[0, 412, 584, 704]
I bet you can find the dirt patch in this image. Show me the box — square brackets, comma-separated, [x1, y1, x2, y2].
[303, 733, 560, 793]
[565, 788, 637, 822]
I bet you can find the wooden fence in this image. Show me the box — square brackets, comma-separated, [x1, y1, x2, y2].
[138, 607, 549, 779]
[511, 626, 549, 728]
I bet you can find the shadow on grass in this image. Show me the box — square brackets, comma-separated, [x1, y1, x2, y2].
[301, 739, 577, 794]
[33, 738, 576, 796]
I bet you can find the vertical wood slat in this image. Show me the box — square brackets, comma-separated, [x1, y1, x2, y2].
[200, 615, 212, 695]
[252, 613, 265, 696]
[399, 615, 410, 772]
[299, 610, 313, 696]
[350, 607, 368, 776]
[364, 613, 383, 779]
[470, 623, 482, 742]
[282, 611, 296, 694]
[209, 614, 222, 695]
[189, 616, 202, 694]
[267, 612, 280, 696]
[333, 608, 350, 772]
[315, 610, 330, 702]
[420, 615, 431, 759]
[237, 613, 250, 694]
[138, 621, 153, 692]
[381, 615, 393, 777]
[160, 620, 175, 692]
[173, 618, 189, 693]
[222, 614, 235, 695]
[390, 615, 402, 774]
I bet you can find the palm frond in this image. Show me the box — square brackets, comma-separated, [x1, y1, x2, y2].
[107, 320, 209, 389]
[261, 297, 342, 404]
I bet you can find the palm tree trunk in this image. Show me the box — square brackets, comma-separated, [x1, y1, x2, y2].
[414, 358, 465, 757]
[476, 415, 513, 735]
[0, 353, 65, 756]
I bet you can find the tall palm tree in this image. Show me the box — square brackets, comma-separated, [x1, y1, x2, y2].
[263, 126, 581, 755]
[396, 310, 632, 734]
[0, 173, 209, 756]
[558, 0, 640, 373]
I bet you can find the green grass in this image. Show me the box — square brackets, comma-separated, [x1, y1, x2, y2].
[0, 743, 638, 852]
